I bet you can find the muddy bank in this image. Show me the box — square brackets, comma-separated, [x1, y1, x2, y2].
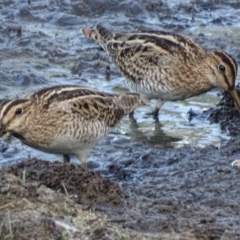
[0, 170, 157, 240]
[1, 129, 240, 239]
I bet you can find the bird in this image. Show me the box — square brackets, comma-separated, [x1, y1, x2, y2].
[82, 24, 240, 119]
[0, 85, 147, 166]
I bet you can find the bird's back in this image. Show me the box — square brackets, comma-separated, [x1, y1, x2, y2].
[82, 24, 207, 64]
[82, 24, 211, 101]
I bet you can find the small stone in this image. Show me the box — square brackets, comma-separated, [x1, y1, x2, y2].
[231, 159, 240, 168]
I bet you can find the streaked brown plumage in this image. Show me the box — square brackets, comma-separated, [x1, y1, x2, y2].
[0, 85, 146, 166]
[82, 24, 240, 119]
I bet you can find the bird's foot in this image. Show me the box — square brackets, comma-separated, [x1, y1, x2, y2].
[129, 111, 134, 119]
[81, 162, 88, 170]
[63, 154, 70, 163]
[145, 109, 159, 121]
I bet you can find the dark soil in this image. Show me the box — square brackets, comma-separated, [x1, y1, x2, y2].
[1, 110, 240, 239]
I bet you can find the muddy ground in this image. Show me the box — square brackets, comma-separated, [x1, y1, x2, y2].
[0, 127, 240, 240]
[1, 0, 240, 239]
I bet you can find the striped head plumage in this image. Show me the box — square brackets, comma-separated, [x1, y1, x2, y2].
[0, 98, 32, 138]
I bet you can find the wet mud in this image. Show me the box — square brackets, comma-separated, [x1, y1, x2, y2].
[0, 170, 146, 240]
[1, 0, 240, 239]
[1, 131, 240, 239]
[205, 90, 240, 136]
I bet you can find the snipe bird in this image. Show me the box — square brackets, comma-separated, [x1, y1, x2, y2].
[82, 24, 240, 119]
[0, 85, 146, 166]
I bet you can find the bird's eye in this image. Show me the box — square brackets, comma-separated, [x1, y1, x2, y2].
[218, 65, 226, 72]
[15, 108, 22, 115]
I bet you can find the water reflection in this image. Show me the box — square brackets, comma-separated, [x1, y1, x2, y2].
[125, 117, 182, 146]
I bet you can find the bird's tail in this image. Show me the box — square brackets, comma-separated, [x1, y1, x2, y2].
[115, 93, 148, 114]
[82, 24, 113, 44]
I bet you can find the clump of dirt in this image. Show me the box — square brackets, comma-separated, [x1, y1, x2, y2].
[1, 147, 240, 240]
[4, 158, 123, 206]
[187, 86, 240, 136]
[0, 162, 158, 240]
[104, 135, 240, 240]
[204, 88, 240, 135]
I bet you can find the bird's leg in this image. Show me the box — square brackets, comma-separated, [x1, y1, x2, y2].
[129, 111, 134, 119]
[81, 161, 87, 169]
[63, 154, 71, 177]
[153, 99, 165, 116]
[105, 65, 110, 80]
[75, 149, 91, 170]
[152, 109, 159, 120]
[129, 111, 137, 124]
[146, 99, 165, 120]
[63, 154, 70, 163]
